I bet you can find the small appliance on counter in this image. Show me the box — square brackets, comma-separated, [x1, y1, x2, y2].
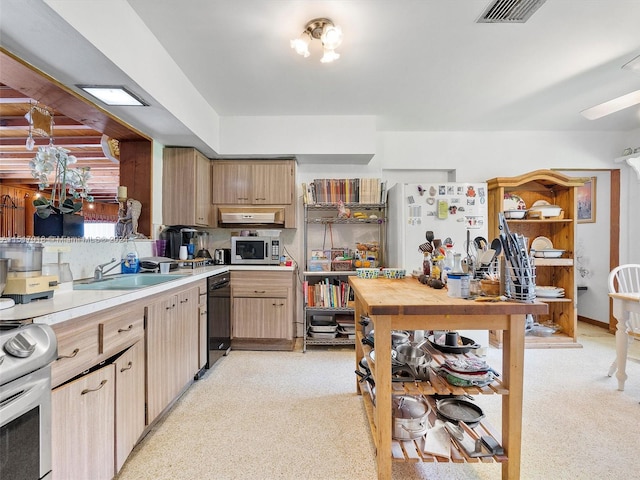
[0, 241, 58, 304]
[230, 236, 280, 265]
[196, 231, 212, 259]
[139, 257, 179, 273]
[213, 248, 231, 265]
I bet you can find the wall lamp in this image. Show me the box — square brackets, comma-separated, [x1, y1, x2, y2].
[291, 18, 343, 63]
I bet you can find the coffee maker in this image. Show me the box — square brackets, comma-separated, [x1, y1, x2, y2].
[160, 226, 189, 259]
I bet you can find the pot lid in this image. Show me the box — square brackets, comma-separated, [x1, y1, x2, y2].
[393, 395, 427, 419]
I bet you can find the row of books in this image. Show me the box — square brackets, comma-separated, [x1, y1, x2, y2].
[303, 279, 352, 308]
[302, 178, 387, 204]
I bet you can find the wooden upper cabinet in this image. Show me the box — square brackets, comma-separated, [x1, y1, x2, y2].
[211, 162, 252, 204]
[163, 147, 212, 226]
[211, 159, 295, 205]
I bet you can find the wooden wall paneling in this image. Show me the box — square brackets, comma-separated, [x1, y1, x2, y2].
[119, 140, 153, 237]
[609, 169, 621, 332]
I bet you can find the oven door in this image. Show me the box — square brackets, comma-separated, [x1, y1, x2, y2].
[0, 366, 52, 480]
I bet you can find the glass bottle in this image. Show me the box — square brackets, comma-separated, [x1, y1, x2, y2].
[422, 253, 431, 276]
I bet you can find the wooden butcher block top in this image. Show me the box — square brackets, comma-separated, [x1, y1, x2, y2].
[349, 276, 548, 317]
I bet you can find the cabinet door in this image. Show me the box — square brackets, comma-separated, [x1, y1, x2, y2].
[195, 152, 211, 225]
[115, 341, 145, 471]
[252, 162, 292, 204]
[52, 365, 115, 480]
[233, 297, 289, 339]
[211, 162, 251, 204]
[146, 294, 179, 423]
[163, 148, 211, 226]
[198, 294, 208, 369]
[176, 287, 199, 381]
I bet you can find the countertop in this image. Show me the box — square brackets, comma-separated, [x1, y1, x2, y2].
[0, 265, 295, 325]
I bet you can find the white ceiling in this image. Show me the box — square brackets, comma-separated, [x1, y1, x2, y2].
[1, 0, 639, 159]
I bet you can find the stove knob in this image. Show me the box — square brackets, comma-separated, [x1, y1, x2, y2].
[4, 331, 37, 358]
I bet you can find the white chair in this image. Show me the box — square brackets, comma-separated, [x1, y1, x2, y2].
[607, 264, 640, 391]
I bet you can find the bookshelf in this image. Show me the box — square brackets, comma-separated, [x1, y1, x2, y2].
[302, 179, 387, 351]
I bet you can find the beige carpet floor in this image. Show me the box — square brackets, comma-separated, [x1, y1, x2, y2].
[116, 323, 640, 480]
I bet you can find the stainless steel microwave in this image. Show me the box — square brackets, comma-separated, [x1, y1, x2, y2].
[230, 236, 280, 265]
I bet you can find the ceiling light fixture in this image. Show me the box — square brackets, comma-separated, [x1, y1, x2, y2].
[77, 85, 148, 106]
[581, 54, 640, 120]
[580, 89, 640, 120]
[291, 18, 343, 63]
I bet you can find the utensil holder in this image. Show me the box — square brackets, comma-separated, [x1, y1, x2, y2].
[504, 261, 536, 302]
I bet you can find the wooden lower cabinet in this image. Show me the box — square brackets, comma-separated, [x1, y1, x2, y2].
[52, 364, 115, 480]
[48, 280, 206, 477]
[198, 282, 208, 369]
[146, 285, 200, 423]
[233, 297, 289, 338]
[115, 341, 145, 471]
[231, 270, 295, 350]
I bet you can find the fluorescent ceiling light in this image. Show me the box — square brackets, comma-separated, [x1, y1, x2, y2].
[580, 89, 640, 120]
[77, 85, 148, 106]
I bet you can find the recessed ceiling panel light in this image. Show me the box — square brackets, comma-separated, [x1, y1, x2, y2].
[580, 89, 640, 120]
[77, 85, 148, 106]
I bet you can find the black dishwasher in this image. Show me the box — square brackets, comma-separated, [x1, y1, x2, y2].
[207, 272, 231, 367]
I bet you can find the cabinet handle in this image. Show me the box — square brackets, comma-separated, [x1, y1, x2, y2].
[273, 303, 285, 307]
[254, 290, 266, 294]
[57, 348, 79, 360]
[118, 324, 133, 333]
[180, 298, 189, 304]
[120, 361, 133, 373]
[81, 379, 107, 395]
[238, 197, 249, 201]
[166, 303, 176, 310]
[255, 197, 266, 201]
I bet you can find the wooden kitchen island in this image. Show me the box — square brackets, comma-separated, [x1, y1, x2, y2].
[349, 276, 548, 480]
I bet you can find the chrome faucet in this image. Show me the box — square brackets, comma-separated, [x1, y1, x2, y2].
[94, 258, 122, 280]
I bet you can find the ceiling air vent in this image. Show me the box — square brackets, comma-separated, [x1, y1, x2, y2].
[477, 0, 546, 23]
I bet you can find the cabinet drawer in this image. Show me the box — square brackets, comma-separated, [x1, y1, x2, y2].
[232, 286, 288, 298]
[52, 323, 99, 388]
[99, 313, 144, 355]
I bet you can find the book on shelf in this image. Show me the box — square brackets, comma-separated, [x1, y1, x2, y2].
[303, 278, 352, 308]
[302, 178, 385, 204]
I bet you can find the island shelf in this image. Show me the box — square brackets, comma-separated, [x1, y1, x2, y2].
[350, 276, 547, 480]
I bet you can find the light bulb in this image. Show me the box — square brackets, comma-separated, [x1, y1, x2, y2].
[290, 33, 311, 58]
[321, 25, 342, 50]
[320, 48, 340, 63]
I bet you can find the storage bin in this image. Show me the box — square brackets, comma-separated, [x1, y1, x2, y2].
[331, 260, 353, 271]
[308, 259, 331, 272]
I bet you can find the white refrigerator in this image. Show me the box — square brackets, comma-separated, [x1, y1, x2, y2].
[387, 182, 489, 273]
[387, 182, 490, 352]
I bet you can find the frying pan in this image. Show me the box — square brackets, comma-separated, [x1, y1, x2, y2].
[427, 335, 480, 354]
[436, 397, 485, 428]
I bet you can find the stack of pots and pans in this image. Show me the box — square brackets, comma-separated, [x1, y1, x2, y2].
[392, 395, 429, 440]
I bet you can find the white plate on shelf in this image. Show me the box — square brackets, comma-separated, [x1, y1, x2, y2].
[531, 236, 553, 251]
[536, 291, 565, 298]
[533, 249, 565, 258]
[535, 286, 565, 297]
[503, 193, 526, 211]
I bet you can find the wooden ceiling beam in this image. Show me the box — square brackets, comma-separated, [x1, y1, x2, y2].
[0, 49, 149, 142]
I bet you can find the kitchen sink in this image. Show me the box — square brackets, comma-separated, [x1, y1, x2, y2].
[73, 273, 187, 290]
